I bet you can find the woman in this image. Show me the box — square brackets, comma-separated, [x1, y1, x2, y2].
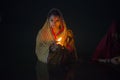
[91, 20, 120, 64]
[35, 8, 78, 80]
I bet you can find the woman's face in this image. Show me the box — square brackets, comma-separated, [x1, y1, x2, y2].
[49, 15, 61, 28]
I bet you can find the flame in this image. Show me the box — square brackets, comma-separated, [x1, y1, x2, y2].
[57, 37, 62, 42]
[56, 37, 62, 45]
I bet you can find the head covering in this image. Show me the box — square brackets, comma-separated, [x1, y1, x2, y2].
[91, 20, 120, 63]
[37, 8, 68, 45]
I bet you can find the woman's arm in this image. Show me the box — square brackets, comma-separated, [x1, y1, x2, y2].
[66, 29, 78, 61]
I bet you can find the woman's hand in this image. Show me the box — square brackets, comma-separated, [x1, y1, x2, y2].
[111, 56, 120, 65]
[49, 42, 58, 52]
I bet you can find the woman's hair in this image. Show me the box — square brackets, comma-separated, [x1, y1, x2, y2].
[47, 8, 63, 19]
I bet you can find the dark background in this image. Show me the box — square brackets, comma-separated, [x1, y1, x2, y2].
[1, 0, 120, 80]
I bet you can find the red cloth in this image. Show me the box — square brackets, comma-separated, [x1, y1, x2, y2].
[91, 21, 120, 63]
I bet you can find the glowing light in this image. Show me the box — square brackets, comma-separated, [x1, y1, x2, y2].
[57, 37, 62, 42]
[56, 37, 63, 45]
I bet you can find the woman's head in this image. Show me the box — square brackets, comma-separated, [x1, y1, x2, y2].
[48, 8, 63, 28]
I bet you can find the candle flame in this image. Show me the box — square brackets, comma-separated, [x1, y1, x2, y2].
[56, 37, 62, 45]
[57, 37, 62, 42]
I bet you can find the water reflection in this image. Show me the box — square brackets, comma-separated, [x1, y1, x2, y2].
[35, 60, 120, 80]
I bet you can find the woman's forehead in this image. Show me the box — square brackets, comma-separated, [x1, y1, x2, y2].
[49, 15, 60, 20]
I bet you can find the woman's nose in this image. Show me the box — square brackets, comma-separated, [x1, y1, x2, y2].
[53, 21, 56, 24]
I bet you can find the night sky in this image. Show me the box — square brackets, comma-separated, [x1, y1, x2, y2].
[1, 0, 120, 80]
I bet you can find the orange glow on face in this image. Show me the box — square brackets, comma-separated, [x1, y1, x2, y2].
[49, 15, 61, 28]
